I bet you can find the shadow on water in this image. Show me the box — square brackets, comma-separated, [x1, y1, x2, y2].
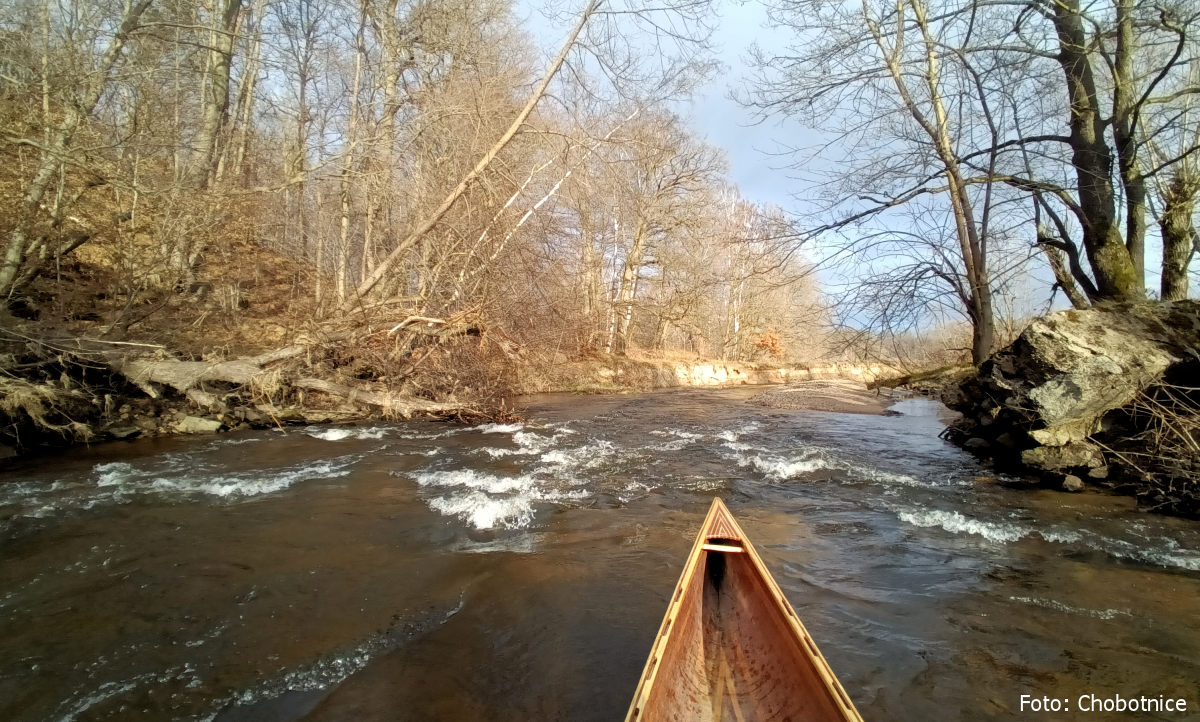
[1, 387, 1198, 720]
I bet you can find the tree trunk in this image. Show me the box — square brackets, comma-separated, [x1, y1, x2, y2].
[869, 0, 996, 363]
[1050, 0, 1143, 301]
[1110, 0, 1147, 283]
[1160, 170, 1198, 301]
[612, 220, 647, 355]
[187, 0, 242, 189]
[345, 0, 602, 308]
[337, 4, 367, 305]
[221, 0, 267, 184]
[1037, 232, 1092, 309]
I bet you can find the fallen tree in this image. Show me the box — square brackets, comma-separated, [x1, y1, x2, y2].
[0, 311, 522, 455]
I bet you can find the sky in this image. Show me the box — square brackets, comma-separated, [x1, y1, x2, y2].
[516, 0, 806, 211]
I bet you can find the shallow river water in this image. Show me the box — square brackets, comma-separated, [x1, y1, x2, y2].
[2, 387, 1199, 721]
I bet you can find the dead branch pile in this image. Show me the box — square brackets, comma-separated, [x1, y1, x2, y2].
[1, 309, 527, 454]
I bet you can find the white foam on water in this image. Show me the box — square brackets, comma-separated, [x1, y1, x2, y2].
[95, 461, 137, 487]
[751, 455, 828, 480]
[650, 429, 703, 440]
[721, 440, 764, 452]
[1038, 528, 1083, 544]
[305, 427, 388, 441]
[897, 508, 1029, 544]
[480, 447, 519, 458]
[1009, 595, 1132, 620]
[536, 439, 616, 472]
[1135, 548, 1200, 571]
[146, 459, 354, 499]
[1081, 533, 1200, 571]
[413, 469, 535, 495]
[836, 459, 928, 487]
[649, 438, 692, 452]
[514, 430, 557, 453]
[719, 442, 928, 488]
[475, 422, 523, 434]
[537, 449, 570, 465]
[430, 491, 536, 530]
[411, 441, 604, 529]
[2, 455, 362, 522]
[474, 429, 559, 458]
[56, 665, 200, 722]
[1025, 524, 1200, 571]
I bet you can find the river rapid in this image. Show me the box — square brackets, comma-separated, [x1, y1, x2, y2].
[1, 387, 1198, 721]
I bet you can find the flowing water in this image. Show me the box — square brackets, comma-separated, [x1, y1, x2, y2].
[2, 387, 1198, 721]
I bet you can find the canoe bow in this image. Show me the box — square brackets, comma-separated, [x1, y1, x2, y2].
[625, 498, 864, 722]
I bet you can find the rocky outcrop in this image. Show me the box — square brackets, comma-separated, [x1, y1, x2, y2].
[945, 301, 1200, 516]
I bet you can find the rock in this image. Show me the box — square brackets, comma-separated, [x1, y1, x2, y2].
[1087, 466, 1110, 480]
[175, 416, 223, 433]
[0, 443, 16, 460]
[240, 407, 268, 425]
[1062, 475, 1085, 492]
[106, 426, 141, 440]
[1021, 442, 1103, 470]
[994, 432, 1018, 449]
[1028, 416, 1103, 447]
[963, 437, 991, 451]
[186, 387, 226, 412]
[956, 302, 1197, 447]
[257, 404, 304, 423]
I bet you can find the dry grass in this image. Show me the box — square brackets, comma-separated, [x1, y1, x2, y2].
[0, 377, 92, 440]
[1128, 384, 1200, 458]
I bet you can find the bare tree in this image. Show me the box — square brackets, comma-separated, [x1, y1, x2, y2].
[748, 0, 1020, 362]
[0, 0, 154, 298]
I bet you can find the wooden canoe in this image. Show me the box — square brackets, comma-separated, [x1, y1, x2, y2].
[626, 498, 863, 722]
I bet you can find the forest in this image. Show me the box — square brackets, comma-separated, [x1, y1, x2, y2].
[0, 0, 1196, 452]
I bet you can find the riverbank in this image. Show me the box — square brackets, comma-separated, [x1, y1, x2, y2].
[0, 330, 894, 459]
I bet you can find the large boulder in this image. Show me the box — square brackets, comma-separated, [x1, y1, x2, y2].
[945, 301, 1200, 515]
[949, 301, 1198, 448]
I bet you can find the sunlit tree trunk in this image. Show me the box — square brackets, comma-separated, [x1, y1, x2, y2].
[187, 0, 242, 189]
[1160, 170, 1198, 301]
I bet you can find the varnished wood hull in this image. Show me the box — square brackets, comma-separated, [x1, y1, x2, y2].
[626, 499, 863, 722]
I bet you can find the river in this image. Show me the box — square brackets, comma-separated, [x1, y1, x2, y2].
[1, 387, 1198, 720]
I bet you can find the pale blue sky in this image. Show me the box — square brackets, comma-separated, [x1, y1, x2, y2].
[516, 0, 805, 211]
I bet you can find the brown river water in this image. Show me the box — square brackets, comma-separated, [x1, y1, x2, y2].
[1, 387, 1198, 721]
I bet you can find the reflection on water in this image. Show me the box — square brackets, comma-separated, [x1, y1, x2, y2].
[1, 387, 1198, 720]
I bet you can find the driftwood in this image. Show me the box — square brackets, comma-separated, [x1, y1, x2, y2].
[110, 356, 264, 397]
[293, 378, 464, 416]
[97, 324, 473, 419]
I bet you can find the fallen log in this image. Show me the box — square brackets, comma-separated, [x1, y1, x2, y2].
[292, 377, 465, 416]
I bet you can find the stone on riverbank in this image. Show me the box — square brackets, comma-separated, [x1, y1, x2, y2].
[175, 416, 223, 434]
